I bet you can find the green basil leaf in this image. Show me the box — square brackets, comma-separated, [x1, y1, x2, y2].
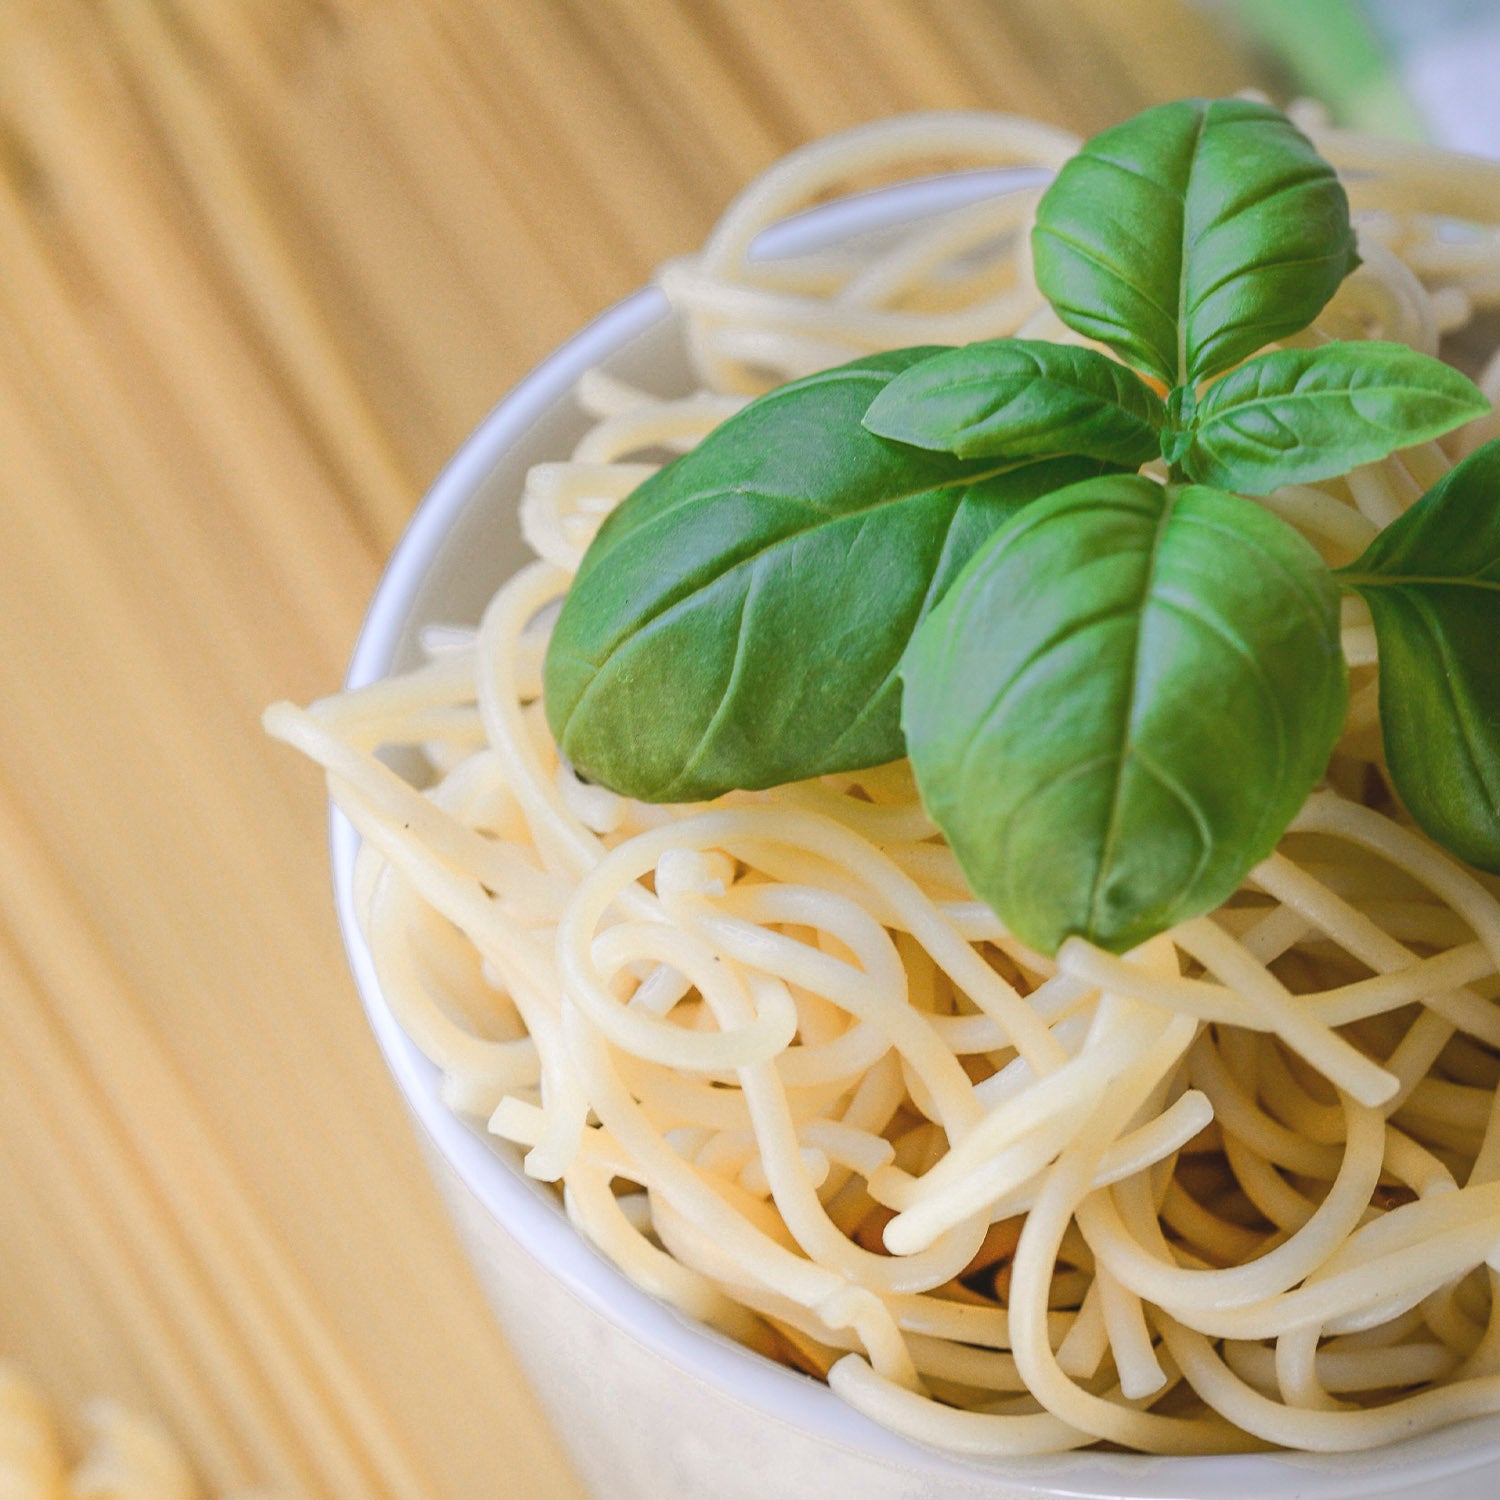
[544, 349, 1114, 802]
[901, 476, 1348, 954]
[861, 338, 1165, 467]
[1183, 342, 1489, 494]
[1032, 98, 1358, 386]
[1339, 439, 1500, 871]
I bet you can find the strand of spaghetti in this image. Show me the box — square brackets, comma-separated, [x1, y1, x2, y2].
[666, 1264, 1019, 1394]
[713, 1280, 1043, 1396]
[1172, 919, 1397, 1107]
[1161, 1314, 1500, 1451]
[1057, 942, 1255, 1025]
[769, 780, 938, 843]
[1110, 1185, 1500, 1340]
[519, 460, 657, 573]
[1051, 924, 1499, 1039]
[322, 777, 588, 1180]
[662, 881, 983, 1134]
[1404, 439, 1455, 488]
[559, 1004, 918, 1389]
[1079, 1099, 1384, 1315]
[883, 1006, 1171, 1256]
[901, 1336, 1027, 1392]
[561, 1158, 758, 1337]
[614, 1055, 849, 1133]
[264, 703, 550, 904]
[1159, 1181, 1266, 1265]
[1290, 793, 1500, 965]
[658, 264, 1058, 348]
[1189, 1035, 1342, 1178]
[708, 326, 880, 382]
[564, 806, 1065, 1067]
[1316, 1180, 1500, 1283]
[364, 862, 539, 1096]
[1251, 853, 1500, 1045]
[1225, 1339, 1458, 1396]
[837, 187, 1042, 309]
[695, 112, 1078, 279]
[720, 987, 991, 1297]
[472, 561, 654, 929]
[1275, 1320, 1344, 1411]
[1258, 484, 1379, 557]
[1054, 1282, 1109, 1378]
[1469, 1086, 1500, 1188]
[570, 398, 737, 464]
[1322, 235, 1439, 353]
[488, 1098, 641, 1184]
[1311, 945, 1496, 1031]
[884, 1297, 1069, 1352]
[1422, 1284, 1487, 1358]
[307, 648, 479, 739]
[873, 1088, 1209, 1224]
[1007, 1005, 1232, 1451]
[875, 1105, 1085, 1226]
[1222, 1125, 1318, 1233]
[769, 1015, 893, 1089]
[1345, 461, 1407, 527]
[1096, 1262, 1166, 1399]
[1312, 126, 1500, 224]
[1384, 1009, 1460, 1113]
[828, 1352, 1089, 1457]
[1251, 1040, 1356, 1147]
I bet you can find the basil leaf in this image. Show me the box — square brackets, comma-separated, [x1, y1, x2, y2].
[1032, 98, 1357, 386]
[901, 476, 1348, 955]
[861, 338, 1165, 467]
[1339, 439, 1500, 871]
[1183, 342, 1489, 494]
[544, 349, 1114, 802]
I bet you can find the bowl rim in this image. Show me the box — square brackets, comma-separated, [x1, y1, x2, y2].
[329, 175, 1500, 1499]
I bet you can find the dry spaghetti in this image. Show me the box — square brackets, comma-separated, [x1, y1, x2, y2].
[267, 106, 1500, 1455]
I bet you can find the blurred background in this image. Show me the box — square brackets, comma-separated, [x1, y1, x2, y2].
[0, 2, 1494, 1496]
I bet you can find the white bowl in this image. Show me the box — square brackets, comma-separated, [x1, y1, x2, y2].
[331, 179, 1500, 1500]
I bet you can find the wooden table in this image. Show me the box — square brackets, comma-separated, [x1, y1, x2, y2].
[0, 4, 1260, 1494]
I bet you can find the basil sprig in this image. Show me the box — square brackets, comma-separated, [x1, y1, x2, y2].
[876, 100, 1481, 497]
[543, 96, 1498, 956]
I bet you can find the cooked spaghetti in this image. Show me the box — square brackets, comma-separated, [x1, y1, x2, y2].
[266, 105, 1500, 1455]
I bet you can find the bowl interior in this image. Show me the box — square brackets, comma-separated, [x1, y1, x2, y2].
[332, 175, 1500, 1499]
